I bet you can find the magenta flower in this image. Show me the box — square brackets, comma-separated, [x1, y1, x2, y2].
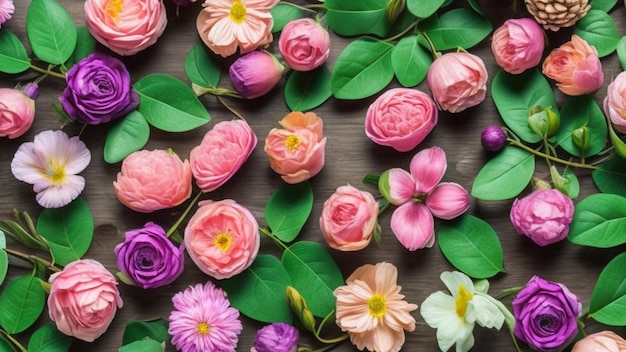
[379, 146, 469, 250]
[251, 322, 299, 352]
[168, 282, 243, 352]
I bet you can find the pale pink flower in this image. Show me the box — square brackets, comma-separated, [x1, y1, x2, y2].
[572, 331, 626, 352]
[278, 18, 330, 72]
[196, 0, 278, 57]
[379, 146, 469, 250]
[0, 87, 36, 139]
[190, 120, 257, 192]
[168, 282, 243, 352]
[0, 0, 14, 28]
[11, 130, 91, 208]
[333, 262, 417, 352]
[491, 18, 545, 74]
[604, 71, 626, 133]
[184, 199, 260, 280]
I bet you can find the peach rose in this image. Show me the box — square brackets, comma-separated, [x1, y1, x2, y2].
[184, 199, 260, 280]
[48, 259, 123, 342]
[0, 87, 35, 139]
[491, 18, 545, 74]
[278, 18, 330, 72]
[84, 0, 167, 56]
[604, 71, 626, 133]
[572, 331, 626, 352]
[113, 149, 192, 213]
[542, 35, 603, 96]
[264, 111, 326, 184]
[320, 185, 379, 251]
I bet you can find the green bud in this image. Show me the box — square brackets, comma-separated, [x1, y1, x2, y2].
[286, 286, 316, 332]
[378, 170, 392, 203]
[528, 106, 559, 138]
[386, 0, 406, 21]
[549, 166, 568, 192]
[572, 126, 590, 151]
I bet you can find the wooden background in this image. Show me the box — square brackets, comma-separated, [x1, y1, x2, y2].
[2, 1, 626, 351]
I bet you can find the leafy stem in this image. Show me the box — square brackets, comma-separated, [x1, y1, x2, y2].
[166, 190, 203, 238]
[28, 64, 65, 80]
[420, 31, 441, 60]
[0, 329, 27, 352]
[259, 227, 289, 251]
[313, 309, 349, 344]
[495, 286, 523, 300]
[3, 248, 61, 273]
[507, 139, 597, 170]
[216, 96, 247, 122]
[383, 20, 418, 43]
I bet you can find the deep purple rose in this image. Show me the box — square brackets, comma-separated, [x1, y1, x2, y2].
[513, 276, 581, 352]
[59, 52, 139, 125]
[251, 322, 298, 352]
[114, 222, 184, 289]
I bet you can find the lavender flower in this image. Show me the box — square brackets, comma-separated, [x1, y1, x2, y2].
[251, 323, 299, 352]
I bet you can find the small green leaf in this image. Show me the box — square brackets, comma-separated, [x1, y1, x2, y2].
[184, 44, 220, 89]
[418, 9, 492, 51]
[555, 95, 607, 158]
[616, 36, 626, 71]
[568, 193, 626, 247]
[406, 0, 446, 18]
[122, 319, 170, 345]
[0, 250, 7, 287]
[36, 197, 94, 265]
[591, 0, 618, 12]
[608, 119, 626, 158]
[104, 110, 150, 164]
[592, 158, 626, 196]
[0, 230, 5, 249]
[589, 252, 626, 325]
[285, 65, 332, 112]
[0, 30, 30, 74]
[270, 2, 308, 32]
[391, 35, 432, 87]
[324, 0, 391, 37]
[0, 274, 46, 334]
[471, 146, 535, 200]
[64, 26, 96, 69]
[265, 182, 313, 243]
[27, 323, 72, 352]
[467, 0, 485, 14]
[0, 337, 12, 352]
[438, 215, 505, 279]
[26, 0, 77, 65]
[574, 9, 620, 57]
[119, 339, 163, 352]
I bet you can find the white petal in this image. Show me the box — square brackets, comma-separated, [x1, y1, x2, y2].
[440, 271, 475, 297]
[420, 291, 456, 328]
[472, 295, 505, 329]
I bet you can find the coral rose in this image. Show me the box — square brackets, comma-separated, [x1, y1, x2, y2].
[604, 71, 626, 133]
[278, 18, 330, 72]
[491, 18, 545, 74]
[229, 51, 285, 99]
[113, 149, 192, 213]
[184, 199, 260, 280]
[0, 86, 36, 139]
[572, 331, 626, 352]
[48, 259, 123, 342]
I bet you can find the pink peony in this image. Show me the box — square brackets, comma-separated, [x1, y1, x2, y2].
[190, 120, 257, 192]
[365, 88, 438, 152]
[48, 259, 123, 342]
[0, 87, 36, 139]
[113, 149, 192, 213]
[604, 71, 626, 133]
[184, 199, 260, 280]
[84, 0, 167, 56]
[278, 18, 330, 72]
[229, 51, 285, 99]
[491, 18, 545, 74]
[572, 331, 626, 352]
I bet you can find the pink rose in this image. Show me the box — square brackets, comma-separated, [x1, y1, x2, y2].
[542, 34, 603, 96]
[48, 259, 123, 342]
[264, 111, 326, 184]
[365, 88, 438, 152]
[191, 120, 257, 192]
[427, 52, 488, 113]
[510, 189, 574, 246]
[604, 71, 626, 133]
[572, 331, 626, 352]
[229, 51, 285, 99]
[84, 0, 167, 56]
[278, 18, 330, 71]
[320, 185, 379, 251]
[113, 149, 192, 213]
[0, 87, 35, 139]
[184, 199, 260, 280]
[491, 18, 545, 74]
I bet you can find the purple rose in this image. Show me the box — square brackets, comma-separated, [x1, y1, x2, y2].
[114, 222, 184, 289]
[229, 51, 285, 99]
[251, 323, 298, 352]
[513, 276, 581, 352]
[59, 52, 139, 125]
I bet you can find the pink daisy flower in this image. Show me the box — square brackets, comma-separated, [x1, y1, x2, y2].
[168, 282, 243, 352]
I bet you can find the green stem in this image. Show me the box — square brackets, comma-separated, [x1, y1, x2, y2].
[508, 139, 597, 170]
[259, 227, 289, 251]
[0, 329, 27, 352]
[166, 191, 203, 238]
[28, 64, 65, 79]
[496, 286, 523, 300]
[216, 96, 247, 122]
[3, 248, 60, 272]
[384, 20, 418, 43]
[542, 138, 553, 169]
[312, 309, 349, 345]
[304, 4, 326, 11]
[420, 31, 441, 60]
[310, 342, 345, 352]
[314, 333, 349, 345]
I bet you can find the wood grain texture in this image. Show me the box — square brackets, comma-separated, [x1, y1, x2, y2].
[2, 1, 626, 351]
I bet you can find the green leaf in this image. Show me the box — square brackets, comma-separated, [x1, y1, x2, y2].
[391, 35, 432, 87]
[607, 118, 626, 158]
[438, 215, 505, 279]
[492, 69, 559, 144]
[0, 249, 6, 287]
[592, 158, 626, 196]
[134, 74, 211, 132]
[119, 339, 163, 352]
[285, 65, 332, 111]
[418, 9, 492, 51]
[281, 241, 344, 318]
[27, 323, 72, 352]
[574, 9, 620, 57]
[64, 26, 96, 69]
[591, 0, 618, 12]
[568, 193, 626, 247]
[122, 319, 169, 345]
[406, 0, 446, 18]
[331, 38, 394, 100]
[184, 44, 220, 89]
[467, 0, 485, 14]
[0, 274, 46, 334]
[104, 110, 150, 164]
[0, 231, 4, 249]
[26, 0, 77, 65]
[36, 197, 94, 265]
[471, 146, 535, 200]
[589, 252, 626, 325]
[0, 30, 30, 74]
[555, 96, 607, 158]
[221, 255, 293, 323]
[0, 337, 12, 352]
[265, 181, 313, 242]
[616, 37, 626, 71]
[270, 2, 308, 32]
[324, 0, 391, 37]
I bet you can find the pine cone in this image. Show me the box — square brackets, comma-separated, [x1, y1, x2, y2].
[525, 0, 590, 31]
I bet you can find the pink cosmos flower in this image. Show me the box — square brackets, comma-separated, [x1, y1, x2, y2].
[0, 0, 14, 28]
[379, 146, 470, 250]
[11, 130, 91, 208]
[196, 0, 279, 57]
[168, 282, 243, 351]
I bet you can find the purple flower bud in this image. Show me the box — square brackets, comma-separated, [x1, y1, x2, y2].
[21, 82, 39, 100]
[480, 125, 507, 151]
[251, 323, 299, 352]
[229, 51, 285, 99]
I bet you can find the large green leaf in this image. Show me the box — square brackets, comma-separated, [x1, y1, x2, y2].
[592, 158, 626, 196]
[406, 0, 447, 18]
[471, 146, 535, 200]
[590, 0, 618, 12]
[184, 44, 220, 89]
[391, 35, 432, 87]
[104, 110, 150, 164]
[0, 274, 46, 334]
[589, 252, 626, 325]
[270, 2, 308, 32]
[418, 9, 492, 51]
[27, 323, 72, 352]
[555, 96, 607, 158]
[324, 0, 391, 37]
[122, 319, 170, 345]
[285, 65, 332, 112]
[64, 26, 96, 70]
[0, 337, 12, 352]
[119, 339, 163, 352]
[0, 30, 30, 74]
[265, 182, 313, 243]
[574, 9, 619, 57]
[26, 0, 77, 65]
[568, 193, 626, 247]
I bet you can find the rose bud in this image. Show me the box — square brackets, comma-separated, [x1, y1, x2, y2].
[278, 18, 330, 72]
[480, 125, 507, 152]
[230, 51, 285, 99]
[604, 71, 626, 133]
[572, 331, 626, 352]
[0, 85, 36, 139]
[251, 323, 299, 352]
[572, 125, 590, 151]
[528, 105, 560, 138]
[491, 18, 545, 74]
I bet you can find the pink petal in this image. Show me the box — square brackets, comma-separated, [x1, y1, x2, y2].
[387, 168, 415, 205]
[390, 202, 434, 251]
[410, 146, 447, 193]
[426, 182, 470, 220]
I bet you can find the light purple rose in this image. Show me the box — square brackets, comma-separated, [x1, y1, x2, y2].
[229, 51, 285, 99]
[251, 323, 298, 352]
[59, 52, 139, 125]
[513, 276, 581, 352]
[114, 222, 184, 289]
[510, 189, 574, 246]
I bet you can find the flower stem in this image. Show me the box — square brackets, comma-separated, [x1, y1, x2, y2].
[384, 20, 418, 43]
[420, 31, 441, 60]
[507, 139, 597, 170]
[216, 96, 247, 122]
[3, 248, 60, 272]
[259, 227, 289, 251]
[314, 333, 349, 345]
[495, 286, 523, 300]
[166, 190, 203, 238]
[28, 64, 65, 79]
[0, 329, 27, 352]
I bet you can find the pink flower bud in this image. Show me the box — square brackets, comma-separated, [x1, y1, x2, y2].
[604, 71, 626, 133]
[0, 87, 35, 139]
[427, 52, 488, 113]
[491, 18, 545, 74]
[572, 331, 626, 352]
[278, 18, 330, 72]
[230, 51, 285, 99]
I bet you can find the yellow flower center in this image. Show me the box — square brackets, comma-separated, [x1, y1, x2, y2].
[46, 161, 66, 184]
[105, 0, 123, 20]
[284, 134, 301, 151]
[368, 294, 387, 318]
[230, 0, 247, 24]
[215, 232, 232, 252]
[455, 284, 474, 318]
[197, 322, 210, 335]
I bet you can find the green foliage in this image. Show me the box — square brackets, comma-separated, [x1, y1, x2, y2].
[285, 65, 332, 112]
[574, 9, 620, 58]
[0, 274, 46, 334]
[25, 0, 77, 65]
[406, 0, 446, 18]
[104, 111, 150, 164]
[64, 27, 96, 69]
[391, 35, 432, 87]
[556, 96, 607, 158]
[270, 2, 308, 32]
[590, 0, 618, 12]
[27, 323, 72, 352]
[118, 339, 163, 352]
[607, 120, 626, 158]
[592, 158, 626, 196]
[184, 44, 221, 89]
[0, 30, 30, 74]
[265, 182, 313, 243]
[471, 147, 535, 200]
[418, 9, 492, 51]
[122, 319, 169, 346]
[589, 252, 626, 325]
[0, 239, 6, 286]
[617, 36, 626, 71]
[324, 0, 391, 37]
[568, 193, 626, 247]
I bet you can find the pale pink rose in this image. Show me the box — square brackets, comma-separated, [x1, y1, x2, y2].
[572, 331, 626, 352]
[320, 185, 379, 251]
[113, 149, 192, 213]
[604, 71, 626, 133]
[365, 88, 438, 152]
[84, 0, 167, 56]
[48, 259, 123, 342]
[184, 199, 260, 280]
[427, 52, 488, 113]
[264, 111, 326, 184]
[191, 120, 257, 192]
[0, 88, 35, 139]
[491, 18, 545, 74]
[278, 18, 330, 71]
[543, 34, 603, 96]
